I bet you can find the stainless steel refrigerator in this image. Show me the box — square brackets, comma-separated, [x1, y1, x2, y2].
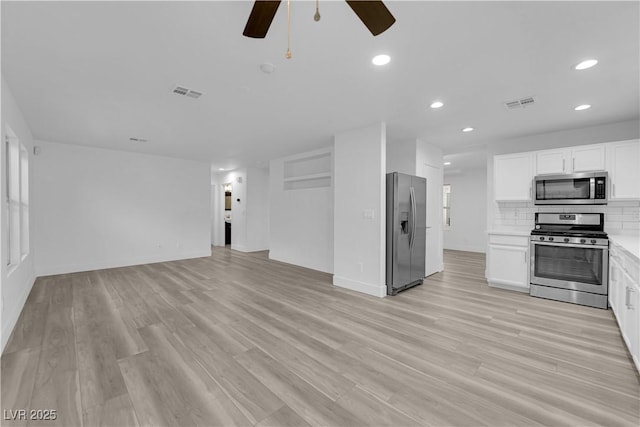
[386, 172, 426, 295]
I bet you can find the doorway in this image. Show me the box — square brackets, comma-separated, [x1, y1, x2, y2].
[224, 183, 232, 246]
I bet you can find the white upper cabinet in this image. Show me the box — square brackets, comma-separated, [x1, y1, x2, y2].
[535, 149, 567, 175]
[494, 152, 534, 201]
[572, 144, 606, 172]
[535, 144, 605, 175]
[607, 139, 640, 200]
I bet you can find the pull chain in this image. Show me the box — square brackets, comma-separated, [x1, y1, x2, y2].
[285, 0, 292, 59]
[314, 0, 321, 21]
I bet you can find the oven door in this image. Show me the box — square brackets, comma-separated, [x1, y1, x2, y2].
[530, 241, 608, 294]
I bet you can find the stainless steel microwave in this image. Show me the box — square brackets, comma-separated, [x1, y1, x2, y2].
[534, 172, 608, 205]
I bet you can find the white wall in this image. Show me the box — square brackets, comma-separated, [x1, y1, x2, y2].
[246, 167, 270, 252]
[386, 140, 416, 175]
[1, 75, 37, 353]
[33, 140, 211, 276]
[486, 119, 640, 230]
[444, 168, 487, 253]
[269, 148, 333, 273]
[210, 176, 223, 246]
[334, 123, 386, 297]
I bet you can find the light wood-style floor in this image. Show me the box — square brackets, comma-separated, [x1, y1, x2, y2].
[2, 249, 639, 427]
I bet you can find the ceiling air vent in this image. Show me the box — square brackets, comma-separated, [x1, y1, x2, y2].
[504, 96, 536, 110]
[172, 85, 204, 99]
[129, 137, 148, 142]
[186, 90, 203, 99]
[173, 86, 189, 96]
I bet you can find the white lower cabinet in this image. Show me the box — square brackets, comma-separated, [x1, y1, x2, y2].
[487, 233, 529, 292]
[609, 242, 640, 372]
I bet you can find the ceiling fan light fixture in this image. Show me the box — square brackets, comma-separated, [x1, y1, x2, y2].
[430, 101, 444, 109]
[372, 54, 390, 66]
[574, 59, 598, 70]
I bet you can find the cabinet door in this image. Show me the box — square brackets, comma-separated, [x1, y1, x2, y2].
[622, 271, 639, 368]
[608, 255, 624, 317]
[571, 144, 605, 172]
[494, 153, 534, 201]
[608, 140, 640, 200]
[488, 244, 529, 289]
[536, 149, 568, 175]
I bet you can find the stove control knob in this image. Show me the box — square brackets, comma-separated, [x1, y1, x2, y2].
[539, 236, 545, 241]
[565, 238, 571, 243]
[548, 237, 554, 241]
[591, 239, 597, 244]
[580, 239, 586, 244]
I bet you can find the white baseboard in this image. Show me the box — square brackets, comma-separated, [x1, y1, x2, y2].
[232, 244, 270, 253]
[268, 252, 332, 274]
[488, 280, 529, 293]
[35, 249, 212, 277]
[444, 244, 487, 254]
[333, 275, 386, 298]
[1, 273, 36, 354]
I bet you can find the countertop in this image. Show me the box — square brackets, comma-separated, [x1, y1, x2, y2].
[487, 228, 639, 260]
[608, 232, 640, 260]
[486, 228, 531, 237]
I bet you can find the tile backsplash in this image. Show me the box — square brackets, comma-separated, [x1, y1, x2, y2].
[494, 201, 640, 232]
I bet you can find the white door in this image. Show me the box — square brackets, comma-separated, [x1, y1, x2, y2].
[423, 163, 443, 276]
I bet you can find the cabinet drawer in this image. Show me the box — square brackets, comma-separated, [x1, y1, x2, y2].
[489, 234, 529, 247]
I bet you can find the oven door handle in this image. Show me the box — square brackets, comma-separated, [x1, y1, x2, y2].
[531, 241, 608, 250]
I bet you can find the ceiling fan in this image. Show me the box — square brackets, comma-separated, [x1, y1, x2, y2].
[243, 0, 395, 57]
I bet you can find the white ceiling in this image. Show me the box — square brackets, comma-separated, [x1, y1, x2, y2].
[2, 1, 638, 171]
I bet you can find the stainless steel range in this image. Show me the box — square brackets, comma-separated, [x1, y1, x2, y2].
[530, 213, 609, 309]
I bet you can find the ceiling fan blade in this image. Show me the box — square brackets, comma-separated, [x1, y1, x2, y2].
[243, 0, 282, 38]
[345, 0, 395, 36]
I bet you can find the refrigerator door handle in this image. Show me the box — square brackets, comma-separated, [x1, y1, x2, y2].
[409, 186, 416, 251]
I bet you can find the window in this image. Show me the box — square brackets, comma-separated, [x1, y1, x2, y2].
[443, 184, 451, 228]
[4, 129, 29, 269]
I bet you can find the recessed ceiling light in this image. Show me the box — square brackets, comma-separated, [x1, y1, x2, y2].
[444, 162, 451, 166]
[462, 127, 474, 132]
[430, 101, 444, 109]
[372, 54, 391, 66]
[260, 63, 275, 74]
[574, 104, 591, 111]
[575, 59, 598, 70]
